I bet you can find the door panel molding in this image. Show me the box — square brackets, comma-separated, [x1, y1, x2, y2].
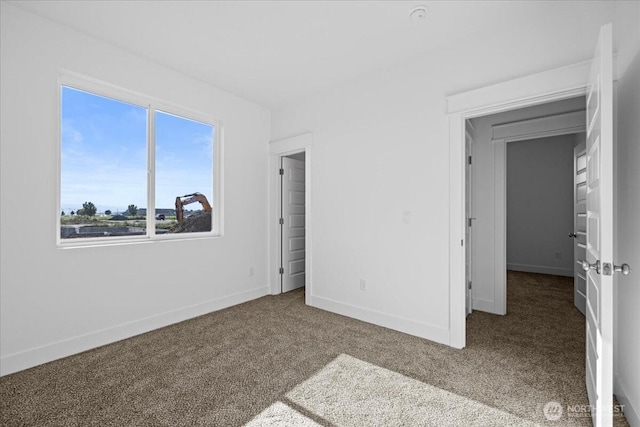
[282, 157, 306, 293]
[574, 141, 587, 315]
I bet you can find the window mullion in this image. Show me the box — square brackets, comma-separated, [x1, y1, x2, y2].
[147, 106, 156, 238]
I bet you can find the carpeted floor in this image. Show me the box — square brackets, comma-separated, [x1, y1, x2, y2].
[247, 353, 543, 426]
[0, 271, 629, 426]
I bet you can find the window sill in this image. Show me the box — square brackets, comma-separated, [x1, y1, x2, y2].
[57, 233, 222, 249]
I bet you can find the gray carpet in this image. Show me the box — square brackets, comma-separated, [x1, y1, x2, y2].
[248, 354, 542, 426]
[0, 271, 630, 426]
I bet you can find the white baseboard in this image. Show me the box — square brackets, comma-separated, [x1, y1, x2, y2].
[615, 374, 640, 427]
[507, 263, 573, 277]
[472, 298, 501, 315]
[0, 285, 269, 376]
[308, 294, 450, 346]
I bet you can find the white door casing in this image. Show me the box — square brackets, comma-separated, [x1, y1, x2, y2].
[268, 133, 312, 299]
[447, 36, 617, 349]
[465, 121, 474, 316]
[584, 23, 614, 427]
[448, 24, 615, 422]
[281, 157, 306, 292]
[574, 141, 588, 316]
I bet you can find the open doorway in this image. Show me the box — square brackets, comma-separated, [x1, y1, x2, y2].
[269, 133, 312, 299]
[449, 27, 615, 419]
[280, 152, 306, 293]
[465, 96, 586, 317]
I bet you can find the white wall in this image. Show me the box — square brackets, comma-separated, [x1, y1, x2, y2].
[271, 4, 616, 343]
[469, 98, 585, 313]
[613, 1, 640, 425]
[0, 4, 271, 375]
[506, 135, 576, 277]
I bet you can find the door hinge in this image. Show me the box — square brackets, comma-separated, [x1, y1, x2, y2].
[468, 156, 472, 165]
[468, 281, 472, 289]
[461, 239, 464, 246]
[279, 267, 284, 275]
[279, 168, 284, 176]
[468, 218, 472, 227]
[279, 218, 284, 225]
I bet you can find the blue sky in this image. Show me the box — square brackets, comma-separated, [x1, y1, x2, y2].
[61, 86, 214, 215]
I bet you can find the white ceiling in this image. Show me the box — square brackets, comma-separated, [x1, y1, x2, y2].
[13, 1, 612, 110]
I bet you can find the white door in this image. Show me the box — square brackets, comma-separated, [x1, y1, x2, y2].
[465, 122, 474, 316]
[583, 23, 614, 427]
[281, 157, 306, 293]
[573, 141, 587, 316]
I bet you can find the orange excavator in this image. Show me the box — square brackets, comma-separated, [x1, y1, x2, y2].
[175, 193, 212, 222]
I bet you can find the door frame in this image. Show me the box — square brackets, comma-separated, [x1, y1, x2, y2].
[490, 111, 587, 315]
[465, 121, 475, 316]
[269, 133, 312, 300]
[447, 60, 596, 348]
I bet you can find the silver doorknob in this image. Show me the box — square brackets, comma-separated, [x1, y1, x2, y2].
[580, 259, 600, 273]
[614, 263, 631, 275]
[569, 232, 578, 238]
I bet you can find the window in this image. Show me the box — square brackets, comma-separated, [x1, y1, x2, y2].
[59, 77, 220, 245]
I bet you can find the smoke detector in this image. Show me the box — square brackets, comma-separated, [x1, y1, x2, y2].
[410, 6, 428, 21]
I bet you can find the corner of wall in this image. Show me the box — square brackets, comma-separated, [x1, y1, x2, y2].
[613, 1, 640, 423]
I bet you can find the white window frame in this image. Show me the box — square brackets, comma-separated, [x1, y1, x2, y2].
[57, 71, 223, 247]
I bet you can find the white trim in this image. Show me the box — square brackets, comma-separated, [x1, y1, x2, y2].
[471, 298, 497, 314]
[615, 375, 640, 427]
[449, 113, 466, 348]
[447, 62, 599, 348]
[494, 138, 508, 315]
[268, 133, 313, 299]
[270, 133, 313, 155]
[492, 110, 586, 142]
[0, 285, 269, 376]
[309, 295, 450, 346]
[447, 60, 592, 114]
[148, 107, 156, 236]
